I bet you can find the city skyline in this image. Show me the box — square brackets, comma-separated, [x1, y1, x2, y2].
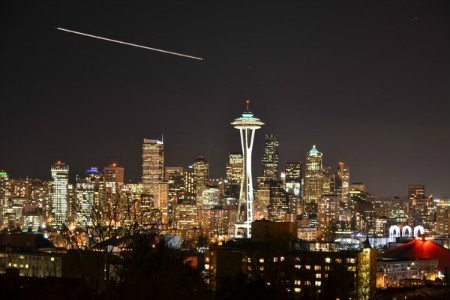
[1, 1, 450, 197]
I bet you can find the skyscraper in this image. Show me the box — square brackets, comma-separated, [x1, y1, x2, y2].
[336, 162, 350, 203]
[260, 134, 279, 186]
[104, 162, 125, 187]
[192, 156, 209, 195]
[285, 162, 302, 196]
[142, 138, 164, 206]
[304, 145, 323, 204]
[231, 100, 264, 237]
[225, 153, 243, 199]
[50, 161, 69, 227]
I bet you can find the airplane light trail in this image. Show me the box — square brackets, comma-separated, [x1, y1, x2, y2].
[56, 27, 204, 61]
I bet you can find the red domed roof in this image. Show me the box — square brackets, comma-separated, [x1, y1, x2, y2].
[384, 238, 450, 270]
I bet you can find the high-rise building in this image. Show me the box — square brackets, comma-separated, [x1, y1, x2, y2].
[50, 161, 69, 227]
[231, 100, 264, 237]
[317, 194, 339, 237]
[260, 134, 279, 186]
[192, 156, 209, 195]
[142, 138, 164, 207]
[435, 198, 450, 236]
[335, 162, 350, 203]
[285, 162, 302, 196]
[225, 153, 243, 199]
[103, 162, 124, 187]
[408, 184, 425, 206]
[0, 171, 11, 228]
[165, 167, 184, 225]
[268, 180, 290, 222]
[304, 145, 323, 204]
[75, 167, 97, 227]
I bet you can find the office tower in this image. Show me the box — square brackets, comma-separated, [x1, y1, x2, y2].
[0, 171, 10, 228]
[225, 153, 243, 199]
[142, 138, 164, 204]
[50, 161, 69, 227]
[103, 163, 124, 187]
[285, 162, 302, 196]
[157, 182, 169, 224]
[321, 166, 334, 195]
[231, 100, 264, 237]
[28, 179, 50, 220]
[200, 186, 221, 208]
[268, 180, 290, 222]
[192, 156, 209, 195]
[198, 205, 238, 238]
[75, 168, 97, 227]
[317, 194, 339, 237]
[408, 184, 425, 206]
[183, 166, 197, 202]
[435, 198, 450, 236]
[304, 145, 323, 204]
[165, 167, 184, 225]
[260, 134, 279, 186]
[335, 162, 350, 203]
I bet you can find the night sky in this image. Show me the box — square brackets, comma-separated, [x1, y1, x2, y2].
[1, 1, 449, 197]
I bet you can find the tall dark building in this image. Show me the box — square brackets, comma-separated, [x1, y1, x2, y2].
[268, 180, 290, 222]
[260, 134, 279, 186]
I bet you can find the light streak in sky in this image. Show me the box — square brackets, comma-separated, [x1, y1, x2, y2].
[56, 27, 204, 61]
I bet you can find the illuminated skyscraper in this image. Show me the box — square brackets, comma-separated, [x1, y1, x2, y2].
[335, 162, 350, 203]
[231, 100, 264, 237]
[50, 161, 69, 227]
[260, 134, 279, 186]
[142, 138, 164, 206]
[75, 167, 98, 227]
[304, 145, 323, 204]
[104, 162, 124, 187]
[285, 162, 302, 196]
[192, 156, 209, 194]
[225, 153, 243, 199]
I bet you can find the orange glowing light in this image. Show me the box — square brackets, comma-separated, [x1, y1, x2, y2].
[112, 162, 117, 167]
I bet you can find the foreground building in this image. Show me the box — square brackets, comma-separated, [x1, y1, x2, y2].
[204, 221, 376, 299]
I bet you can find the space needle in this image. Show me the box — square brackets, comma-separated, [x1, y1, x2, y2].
[231, 100, 264, 238]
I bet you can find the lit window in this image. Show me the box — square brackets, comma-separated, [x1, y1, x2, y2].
[346, 258, 355, 264]
[205, 264, 210, 270]
[305, 265, 311, 270]
[295, 257, 301, 262]
[314, 265, 321, 271]
[13, 264, 17, 267]
[205, 257, 209, 262]
[325, 257, 331, 263]
[51, 257, 55, 262]
[304, 281, 311, 286]
[259, 266, 264, 271]
[294, 287, 301, 293]
[325, 266, 331, 271]
[335, 259, 342, 263]
[266, 282, 271, 286]
[295, 264, 301, 269]
[280, 256, 285, 262]
[316, 273, 321, 279]
[273, 257, 278, 262]
[259, 258, 264, 263]
[315, 281, 321, 287]
[347, 266, 356, 272]
[25, 264, 29, 268]
[294, 280, 301, 285]
[247, 258, 251, 263]
[8, 263, 11, 267]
